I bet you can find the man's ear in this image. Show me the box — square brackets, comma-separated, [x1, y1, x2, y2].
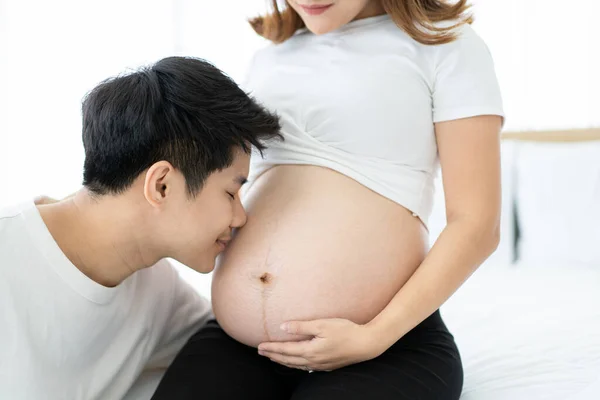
[143, 161, 175, 208]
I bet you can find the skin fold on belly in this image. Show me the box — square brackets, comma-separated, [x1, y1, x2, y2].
[211, 165, 428, 348]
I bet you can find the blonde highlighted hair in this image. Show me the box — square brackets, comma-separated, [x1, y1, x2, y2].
[249, 0, 473, 45]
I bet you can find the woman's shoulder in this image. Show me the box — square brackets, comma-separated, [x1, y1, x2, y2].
[425, 22, 492, 61]
[247, 37, 299, 65]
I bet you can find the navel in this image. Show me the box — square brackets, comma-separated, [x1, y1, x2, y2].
[259, 272, 272, 284]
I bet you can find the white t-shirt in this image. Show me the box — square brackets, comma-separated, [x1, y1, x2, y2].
[0, 201, 212, 400]
[244, 15, 505, 228]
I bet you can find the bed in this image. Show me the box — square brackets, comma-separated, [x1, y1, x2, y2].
[438, 128, 600, 400]
[442, 262, 600, 400]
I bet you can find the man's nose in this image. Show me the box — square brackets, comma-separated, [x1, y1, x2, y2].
[231, 195, 247, 228]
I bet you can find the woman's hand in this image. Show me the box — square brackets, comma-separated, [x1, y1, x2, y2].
[257, 318, 384, 372]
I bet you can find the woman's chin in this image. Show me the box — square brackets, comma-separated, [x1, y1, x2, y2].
[304, 21, 344, 35]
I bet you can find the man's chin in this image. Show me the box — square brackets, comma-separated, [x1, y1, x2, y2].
[192, 258, 217, 274]
[202, 263, 216, 274]
[185, 263, 213, 274]
[177, 253, 218, 274]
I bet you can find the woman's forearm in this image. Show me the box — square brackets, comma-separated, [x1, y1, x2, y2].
[367, 218, 500, 348]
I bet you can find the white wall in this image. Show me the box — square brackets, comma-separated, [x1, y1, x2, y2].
[470, 0, 600, 131]
[0, 0, 268, 207]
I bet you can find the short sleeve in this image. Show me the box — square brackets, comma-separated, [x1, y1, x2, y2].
[431, 25, 505, 124]
[144, 261, 213, 370]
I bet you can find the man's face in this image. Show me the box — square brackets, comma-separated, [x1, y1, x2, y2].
[158, 148, 250, 273]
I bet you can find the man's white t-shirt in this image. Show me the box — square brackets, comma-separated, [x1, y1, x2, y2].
[0, 201, 212, 399]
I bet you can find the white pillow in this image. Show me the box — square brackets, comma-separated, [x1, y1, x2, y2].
[428, 141, 516, 265]
[515, 141, 600, 267]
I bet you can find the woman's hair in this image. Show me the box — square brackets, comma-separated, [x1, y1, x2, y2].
[249, 0, 473, 45]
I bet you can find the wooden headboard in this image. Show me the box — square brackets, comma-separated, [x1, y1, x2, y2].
[501, 128, 600, 142]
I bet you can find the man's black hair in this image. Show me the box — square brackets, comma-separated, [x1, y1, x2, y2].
[81, 56, 281, 195]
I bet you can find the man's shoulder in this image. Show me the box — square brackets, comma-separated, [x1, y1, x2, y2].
[0, 201, 32, 221]
[0, 202, 35, 243]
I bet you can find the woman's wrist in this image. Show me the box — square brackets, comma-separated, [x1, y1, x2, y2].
[365, 313, 406, 353]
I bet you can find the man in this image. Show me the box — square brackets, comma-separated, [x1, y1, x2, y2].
[0, 56, 281, 399]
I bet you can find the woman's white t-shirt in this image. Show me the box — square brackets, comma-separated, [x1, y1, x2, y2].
[245, 15, 504, 228]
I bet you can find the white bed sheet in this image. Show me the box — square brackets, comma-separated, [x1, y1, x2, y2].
[441, 263, 600, 400]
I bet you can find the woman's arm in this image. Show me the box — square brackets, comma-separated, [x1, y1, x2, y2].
[367, 114, 503, 347]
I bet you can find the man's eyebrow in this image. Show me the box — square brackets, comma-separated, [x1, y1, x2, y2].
[234, 176, 248, 186]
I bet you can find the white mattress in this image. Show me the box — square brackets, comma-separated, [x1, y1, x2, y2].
[441, 263, 600, 400]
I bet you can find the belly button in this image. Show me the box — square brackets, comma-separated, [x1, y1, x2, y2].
[259, 272, 272, 284]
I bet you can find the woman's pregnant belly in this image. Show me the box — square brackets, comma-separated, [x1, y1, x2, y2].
[211, 165, 428, 348]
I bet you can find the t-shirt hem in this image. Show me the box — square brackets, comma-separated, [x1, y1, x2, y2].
[433, 105, 505, 125]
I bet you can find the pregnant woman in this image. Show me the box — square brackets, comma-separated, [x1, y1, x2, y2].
[152, 1, 504, 399]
